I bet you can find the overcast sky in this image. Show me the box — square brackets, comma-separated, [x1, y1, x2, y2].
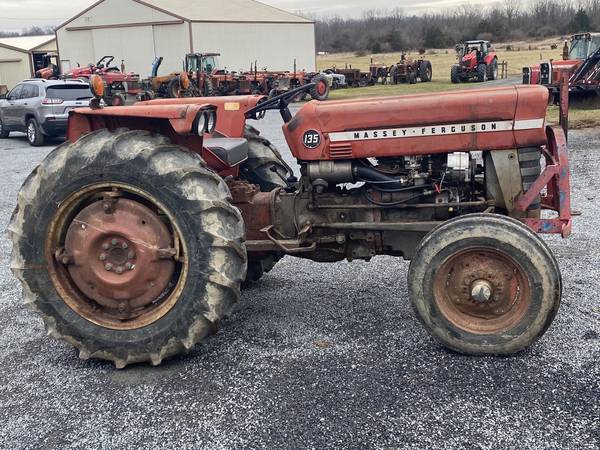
[0, 0, 505, 31]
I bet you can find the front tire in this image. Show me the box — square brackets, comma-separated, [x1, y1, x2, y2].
[9, 129, 246, 368]
[408, 214, 561, 355]
[27, 118, 44, 146]
[451, 65, 460, 83]
[488, 59, 498, 80]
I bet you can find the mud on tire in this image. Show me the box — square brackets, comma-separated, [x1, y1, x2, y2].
[9, 129, 246, 368]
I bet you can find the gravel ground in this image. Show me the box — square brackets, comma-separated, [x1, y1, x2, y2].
[0, 118, 598, 449]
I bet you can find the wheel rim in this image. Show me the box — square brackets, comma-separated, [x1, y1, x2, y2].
[432, 248, 531, 334]
[316, 80, 327, 96]
[27, 122, 35, 142]
[46, 183, 188, 330]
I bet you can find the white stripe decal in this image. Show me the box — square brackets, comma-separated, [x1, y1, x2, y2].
[328, 119, 545, 143]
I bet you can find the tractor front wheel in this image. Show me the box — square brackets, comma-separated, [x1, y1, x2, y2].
[310, 74, 330, 101]
[408, 214, 561, 355]
[450, 65, 460, 83]
[9, 129, 246, 367]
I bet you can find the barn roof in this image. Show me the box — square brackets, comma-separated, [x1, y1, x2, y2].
[0, 35, 56, 52]
[142, 0, 312, 23]
[58, 0, 312, 30]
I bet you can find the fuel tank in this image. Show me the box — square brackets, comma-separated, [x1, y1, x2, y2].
[284, 85, 549, 161]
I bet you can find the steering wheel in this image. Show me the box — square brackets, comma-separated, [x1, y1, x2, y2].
[245, 82, 316, 122]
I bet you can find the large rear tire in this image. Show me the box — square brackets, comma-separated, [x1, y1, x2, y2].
[419, 60, 432, 82]
[408, 214, 561, 355]
[241, 125, 292, 284]
[488, 58, 498, 81]
[9, 129, 246, 368]
[477, 63, 488, 82]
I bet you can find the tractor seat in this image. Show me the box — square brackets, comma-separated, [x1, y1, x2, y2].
[203, 138, 249, 167]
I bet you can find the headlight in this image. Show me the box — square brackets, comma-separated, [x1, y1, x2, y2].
[206, 110, 216, 133]
[195, 112, 206, 136]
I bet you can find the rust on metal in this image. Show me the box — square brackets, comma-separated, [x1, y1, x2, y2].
[433, 248, 531, 334]
[45, 183, 189, 330]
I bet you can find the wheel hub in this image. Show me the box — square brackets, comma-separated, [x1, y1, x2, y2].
[470, 279, 493, 303]
[60, 196, 176, 315]
[433, 249, 531, 334]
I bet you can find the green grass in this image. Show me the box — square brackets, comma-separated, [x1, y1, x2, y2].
[317, 48, 600, 129]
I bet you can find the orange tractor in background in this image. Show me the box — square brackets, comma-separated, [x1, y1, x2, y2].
[10, 76, 571, 368]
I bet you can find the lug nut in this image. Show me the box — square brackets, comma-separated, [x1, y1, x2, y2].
[126, 262, 134, 270]
[99, 253, 107, 261]
[122, 242, 128, 249]
[128, 251, 135, 259]
[105, 263, 113, 271]
[102, 243, 110, 250]
[115, 266, 124, 274]
[111, 238, 118, 246]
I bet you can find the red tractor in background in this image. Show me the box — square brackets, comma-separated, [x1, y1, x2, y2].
[451, 40, 498, 83]
[64, 56, 143, 106]
[523, 33, 600, 101]
[9, 77, 571, 368]
[35, 54, 61, 80]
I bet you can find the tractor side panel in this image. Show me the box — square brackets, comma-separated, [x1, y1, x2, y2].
[284, 85, 549, 160]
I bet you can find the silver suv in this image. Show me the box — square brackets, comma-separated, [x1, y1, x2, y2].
[0, 79, 93, 146]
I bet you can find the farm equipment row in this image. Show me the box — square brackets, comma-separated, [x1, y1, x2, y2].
[35, 53, 331, 105]
[325, 54, 433, 87]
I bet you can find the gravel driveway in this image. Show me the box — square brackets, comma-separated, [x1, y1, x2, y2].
[0, 119, 598, 449]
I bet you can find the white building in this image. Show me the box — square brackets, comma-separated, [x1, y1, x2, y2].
[0, 35, 57, 89]
[55, 0, 316, 77]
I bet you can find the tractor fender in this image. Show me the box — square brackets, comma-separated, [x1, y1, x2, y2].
[484, 53, 497, 66]
[67, 103, 215, 143]
[136, 94, 267, 137]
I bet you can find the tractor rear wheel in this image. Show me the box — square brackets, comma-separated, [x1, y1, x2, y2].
[419, 60, 432, 82]
[241, 125, 292, 284]
[450, 65, 460, 83]
[9, 129, 246, 367]
[477, 63, 488, 82]
[167, 77, 182, 98]
[487, 58, 498, 80]
[408, 214, 561, 355]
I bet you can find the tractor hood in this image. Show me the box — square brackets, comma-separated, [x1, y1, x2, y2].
[461, 51, 477, 66]
[284, 85, 550, 161]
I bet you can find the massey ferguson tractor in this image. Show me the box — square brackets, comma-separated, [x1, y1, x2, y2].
[523, 33, 600, 101]
[9, 75, 571, 368]
[451, 40, 498, 83]
[390, 54, 433, 84]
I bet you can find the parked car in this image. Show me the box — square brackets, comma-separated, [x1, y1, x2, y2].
[0, 79, 93, 146]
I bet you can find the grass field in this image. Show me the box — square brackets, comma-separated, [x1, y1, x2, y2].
[316, 42, 599, 129]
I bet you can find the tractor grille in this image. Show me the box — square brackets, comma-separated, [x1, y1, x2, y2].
[329, 143, 353, 159]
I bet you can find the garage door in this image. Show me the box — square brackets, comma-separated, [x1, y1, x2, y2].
[92, 26, 155, 76]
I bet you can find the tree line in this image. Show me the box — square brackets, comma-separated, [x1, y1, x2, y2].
[0, 25, 56, 39]
[314, 0, 600, 53]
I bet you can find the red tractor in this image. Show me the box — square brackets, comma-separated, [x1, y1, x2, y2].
[66, 56, 143, 106]
[451, 40, 498, 83]
[10, 77, 571, 368]
[523, 33, 600, 101]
